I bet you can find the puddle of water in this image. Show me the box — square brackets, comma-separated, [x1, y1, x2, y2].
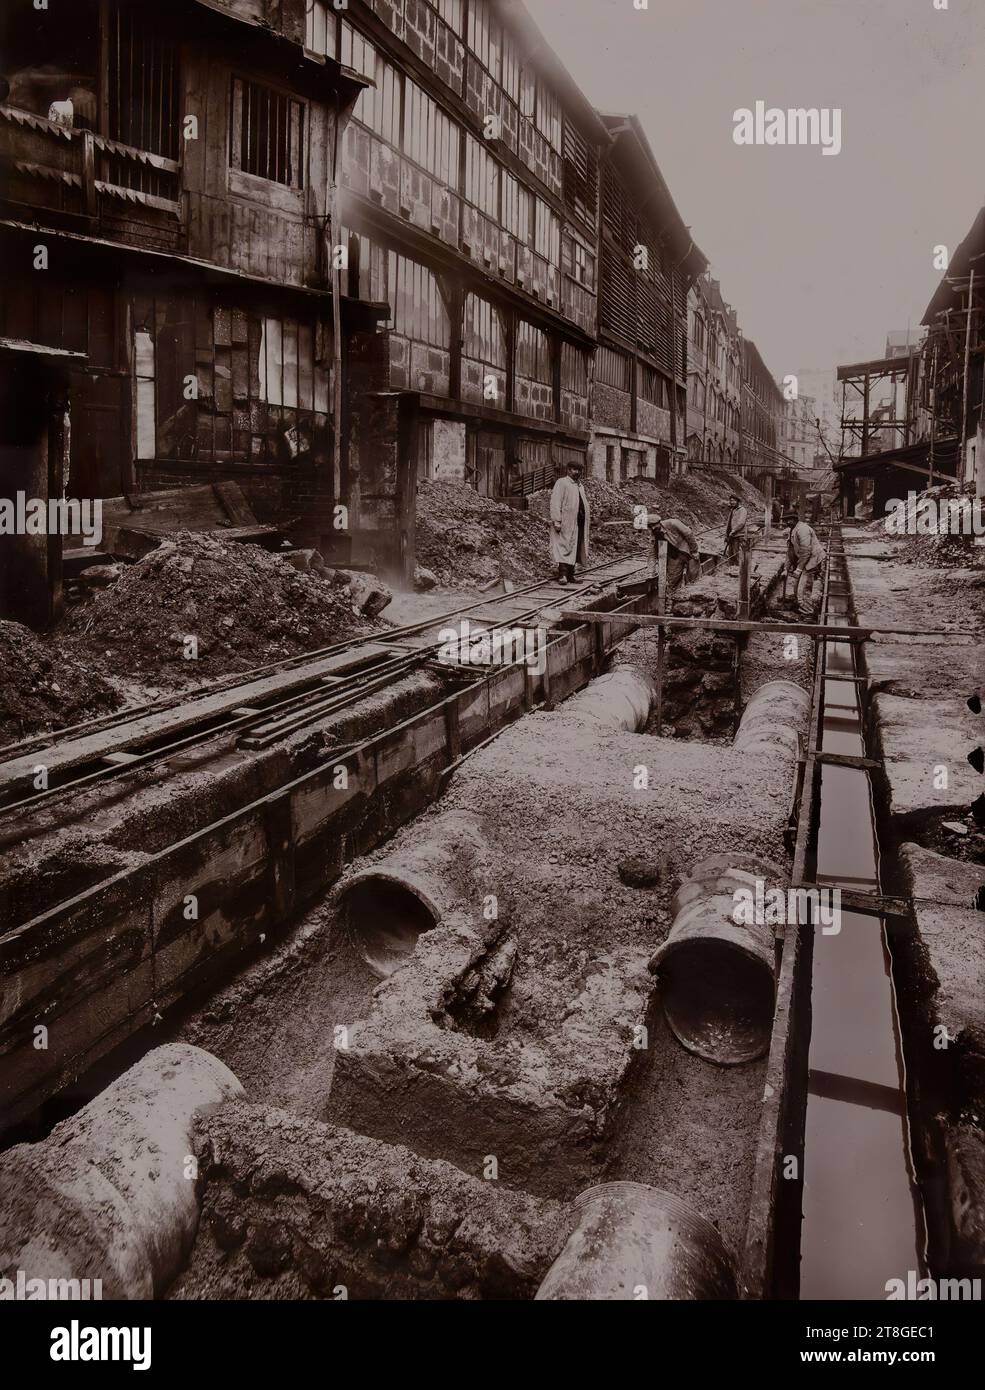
[798, 553, 925, 1300]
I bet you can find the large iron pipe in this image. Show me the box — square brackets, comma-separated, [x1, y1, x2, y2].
[339, 668, 656, 976]
[649, 853, 787, 1065]
[338, 809, 493, 976]
[0, 1044, 242, 1298]
[561, 668, 657, 732]
[536, 1181, 738, 1300]
[733, 679, 810, 758]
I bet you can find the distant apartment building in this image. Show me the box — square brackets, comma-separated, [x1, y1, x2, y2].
[686, 273, 740, 469]
[796, 366, 848, 460]
[740, 337, 784, 490]
[779, 391, 819, 468]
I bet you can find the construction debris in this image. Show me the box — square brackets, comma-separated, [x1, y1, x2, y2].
[0, 618, 120, 746]
[61, 532, 374, 688]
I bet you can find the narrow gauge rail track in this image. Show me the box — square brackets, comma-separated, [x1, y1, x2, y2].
[0, 550, 651, 818]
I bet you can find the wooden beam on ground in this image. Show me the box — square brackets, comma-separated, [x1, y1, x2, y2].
[559, 611, 978, 640]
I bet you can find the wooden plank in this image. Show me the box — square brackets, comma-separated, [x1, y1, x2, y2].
[0, 644, 397, 794]
[560, 611, 977, 640]
[213, 480, 257, 527]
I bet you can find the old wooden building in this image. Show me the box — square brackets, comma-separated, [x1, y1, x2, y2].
[1, 0, 719, 618]
[740, 336, 785, 494]
[590, 113, 705, 486]
[0, 0, 382, 621]
[325, 0, 609, 506]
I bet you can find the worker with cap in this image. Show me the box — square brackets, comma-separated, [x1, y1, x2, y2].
[549, 457, 591, 585]
[648, 515, 701, 592]
[784, 510, 826, 616]
[724, 492, 749, 568]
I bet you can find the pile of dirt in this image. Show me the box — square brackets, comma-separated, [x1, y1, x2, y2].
[0, 620, 120, 746]
[621, 468, 766, 542]
[63, 533, 372, 686]
[415, 470, 768, 589]
[415, 480, 554, 586]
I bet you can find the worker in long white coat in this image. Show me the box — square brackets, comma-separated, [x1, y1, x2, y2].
[550, 458, 591, 584]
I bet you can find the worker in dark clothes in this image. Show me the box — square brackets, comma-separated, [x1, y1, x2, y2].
[648, 515, 701, 592]
[724, 493, 749, 567]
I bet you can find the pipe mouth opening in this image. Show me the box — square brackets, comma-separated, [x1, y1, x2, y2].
[658, 940, 774, 1065]
[342, 876, 439, 978]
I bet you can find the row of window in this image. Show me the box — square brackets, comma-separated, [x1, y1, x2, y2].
[307, 4, 563, 154]
[340, 227, 589, 388]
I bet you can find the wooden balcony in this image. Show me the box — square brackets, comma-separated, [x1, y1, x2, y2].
[0, 104, 183, 251]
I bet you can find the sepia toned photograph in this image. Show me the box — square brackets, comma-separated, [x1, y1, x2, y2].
[0, 0, 983, 1361]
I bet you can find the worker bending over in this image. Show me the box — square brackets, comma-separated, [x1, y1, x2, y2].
[649, 515, 701, 592]
[784, 511, 826, 617]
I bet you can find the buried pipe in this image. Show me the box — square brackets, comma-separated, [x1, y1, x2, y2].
[339, 670, 655, 977]
[733, 679, 810, 758]
[339, 809, 492, 977]
[536, 1181, 738, 1300]
[649, 853, 787, 1065]
[560, 668, 657, 733]
[0, 1044, 242, 1299]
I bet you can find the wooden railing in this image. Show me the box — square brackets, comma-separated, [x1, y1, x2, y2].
[0, 104, 181, 219]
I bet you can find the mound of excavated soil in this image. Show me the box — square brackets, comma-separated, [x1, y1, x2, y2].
[621, 468, 766, 540]
[415, 471, 768, 590]
[0, 620, 120, 746]
[63, 533, 372, 686]
[414, 480, 554, 587]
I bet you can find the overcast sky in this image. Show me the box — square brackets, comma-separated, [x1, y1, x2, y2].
[525, 0, 985, 377]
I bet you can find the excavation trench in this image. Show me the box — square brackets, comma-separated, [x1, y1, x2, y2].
[2, 582, 816, 1299]
[157, 623, 808, 1296]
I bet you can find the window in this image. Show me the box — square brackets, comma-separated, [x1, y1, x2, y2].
[534, 81, 561, 150]
[639, 364, 668, 408]
[501, 31, 521, 103]
[341, 23, 401, 146]
[571, 239, 594, 288]
[434, 0, 464, 35]
[134, 326, 156, 459]
[463, 294, 506, 368]
[130, 296, 331, 465]
[468, 0, 502, 81]
[519, 67, 537, 119]
[465, 135, 500, 216]
[561, 342, 588, 396]
[502, 173, 531, 244]
[259, 317, 329, 412]
[108, 2, 180, 160]
[305, 1, 338, 57]
[534, 199, 560, 267]
[340, 226, 387, 303]
[404, 80, 460, 185]
[562, 120, 598, 225]
[515, 320, 551, 383]
[597, 347, 631, 392]
[231, 78, 305, 187]
[387, 252, 451, 348]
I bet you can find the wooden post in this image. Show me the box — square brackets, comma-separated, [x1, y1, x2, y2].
[738, 540, 751, 620]
[764, 500, 771, 538]
[960, 267, 975, 482]
[654, 537, 667, 732]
